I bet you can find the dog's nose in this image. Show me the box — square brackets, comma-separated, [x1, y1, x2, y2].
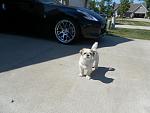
[87, 54, 90, 57]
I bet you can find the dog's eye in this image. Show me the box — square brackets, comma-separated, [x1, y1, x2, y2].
[90, 53, 92, 55]
[83, 53, 86, 55]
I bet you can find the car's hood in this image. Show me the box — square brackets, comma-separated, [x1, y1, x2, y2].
[77, 7, 106, 22]
[44, 3, 76, 12]
[44, 4, 106, 23]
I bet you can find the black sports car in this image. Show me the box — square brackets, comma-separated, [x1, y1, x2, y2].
[0, 0, 107, 44]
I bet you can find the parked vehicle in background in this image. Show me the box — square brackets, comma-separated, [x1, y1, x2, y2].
[0, 0, 107, 44]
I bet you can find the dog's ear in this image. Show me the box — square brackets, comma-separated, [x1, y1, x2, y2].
[79, 48, 85, 55]
[79, 49, 83, 55]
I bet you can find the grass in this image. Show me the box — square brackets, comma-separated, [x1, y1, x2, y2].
[116, 19, 150, 26]
[109, 28, 150, 40]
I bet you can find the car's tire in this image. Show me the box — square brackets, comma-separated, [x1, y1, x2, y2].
[54, 18, 79, 44]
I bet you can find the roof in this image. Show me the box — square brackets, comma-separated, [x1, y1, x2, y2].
[114, 3, 148, 12]
[128, 3, 140, 12]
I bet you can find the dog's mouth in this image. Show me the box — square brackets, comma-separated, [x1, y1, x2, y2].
[86, 56, 90, 58]
[86, 55, 91, 59]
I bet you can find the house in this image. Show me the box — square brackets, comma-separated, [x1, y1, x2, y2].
[59, 0, 89, 8]
[114, 3, 148, 18]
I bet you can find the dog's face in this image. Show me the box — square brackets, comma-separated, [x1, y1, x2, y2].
[80, 48, 95, 60]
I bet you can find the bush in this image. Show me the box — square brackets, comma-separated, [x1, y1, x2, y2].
[147, 11, 150, 18]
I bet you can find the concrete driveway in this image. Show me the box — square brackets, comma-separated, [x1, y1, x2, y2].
[0, 33, 150, 113]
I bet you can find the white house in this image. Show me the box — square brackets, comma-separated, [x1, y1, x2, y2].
[114, 3, 148, 18]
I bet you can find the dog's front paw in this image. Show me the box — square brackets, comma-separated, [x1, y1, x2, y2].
[92, 67, 96, 71]
[92, 65, 98, 70]
[86, 76, 91, 80]
[79, 73, 84, 77]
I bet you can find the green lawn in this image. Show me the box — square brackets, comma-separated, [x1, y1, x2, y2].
[116, 19, 150, 26]
[109, 28, 150, 40]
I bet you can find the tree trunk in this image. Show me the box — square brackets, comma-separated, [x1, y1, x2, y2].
[84, 0, 88, 8]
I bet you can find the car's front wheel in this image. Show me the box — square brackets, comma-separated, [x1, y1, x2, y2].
[54, 19, 78, 44]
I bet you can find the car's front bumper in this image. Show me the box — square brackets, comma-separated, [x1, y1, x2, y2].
[80, 20, 106, 39]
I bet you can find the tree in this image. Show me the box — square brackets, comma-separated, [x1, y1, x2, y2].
[145, 0, 150, 14]
[105, 0, 114, 17]
[118, 0, 130, 18]
[88, 0, 114, 17]
[145, 0, 150, 17]
[130, 0, 134, 3]
[85, 0, 88, 8]
[89, 0, 100, 12]
[145, 0, 150, 9]
[99, 0, 106, 12]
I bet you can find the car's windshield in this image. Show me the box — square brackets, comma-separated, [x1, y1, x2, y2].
[38, 0, 61, 5]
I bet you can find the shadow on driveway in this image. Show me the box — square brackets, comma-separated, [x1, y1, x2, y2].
[91, 67, 115, 84]
[0, 33, 132, 73]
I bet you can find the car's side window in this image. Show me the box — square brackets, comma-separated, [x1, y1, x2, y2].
[3, 0, 33, 11]
[18, 1, 44, 17]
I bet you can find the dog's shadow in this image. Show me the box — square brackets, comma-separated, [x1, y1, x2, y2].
[91, 67, 115, 84]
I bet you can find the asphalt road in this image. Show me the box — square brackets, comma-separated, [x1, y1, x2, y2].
[0, 33, 150, 113]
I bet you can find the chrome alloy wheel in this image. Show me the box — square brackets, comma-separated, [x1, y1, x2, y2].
[55, 19, 76, 44]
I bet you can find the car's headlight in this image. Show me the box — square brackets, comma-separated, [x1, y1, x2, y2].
[77, 9, 98, 21]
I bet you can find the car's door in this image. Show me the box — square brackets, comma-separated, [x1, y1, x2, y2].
[0, 1, 7, 30]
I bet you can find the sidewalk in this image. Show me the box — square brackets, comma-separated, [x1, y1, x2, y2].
[128, 18, 150, 22]
[117, 18, 150, 22]
[115, 24, 150, 30]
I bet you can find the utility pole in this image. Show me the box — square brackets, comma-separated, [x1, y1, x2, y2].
[111, 2, 116, 29]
